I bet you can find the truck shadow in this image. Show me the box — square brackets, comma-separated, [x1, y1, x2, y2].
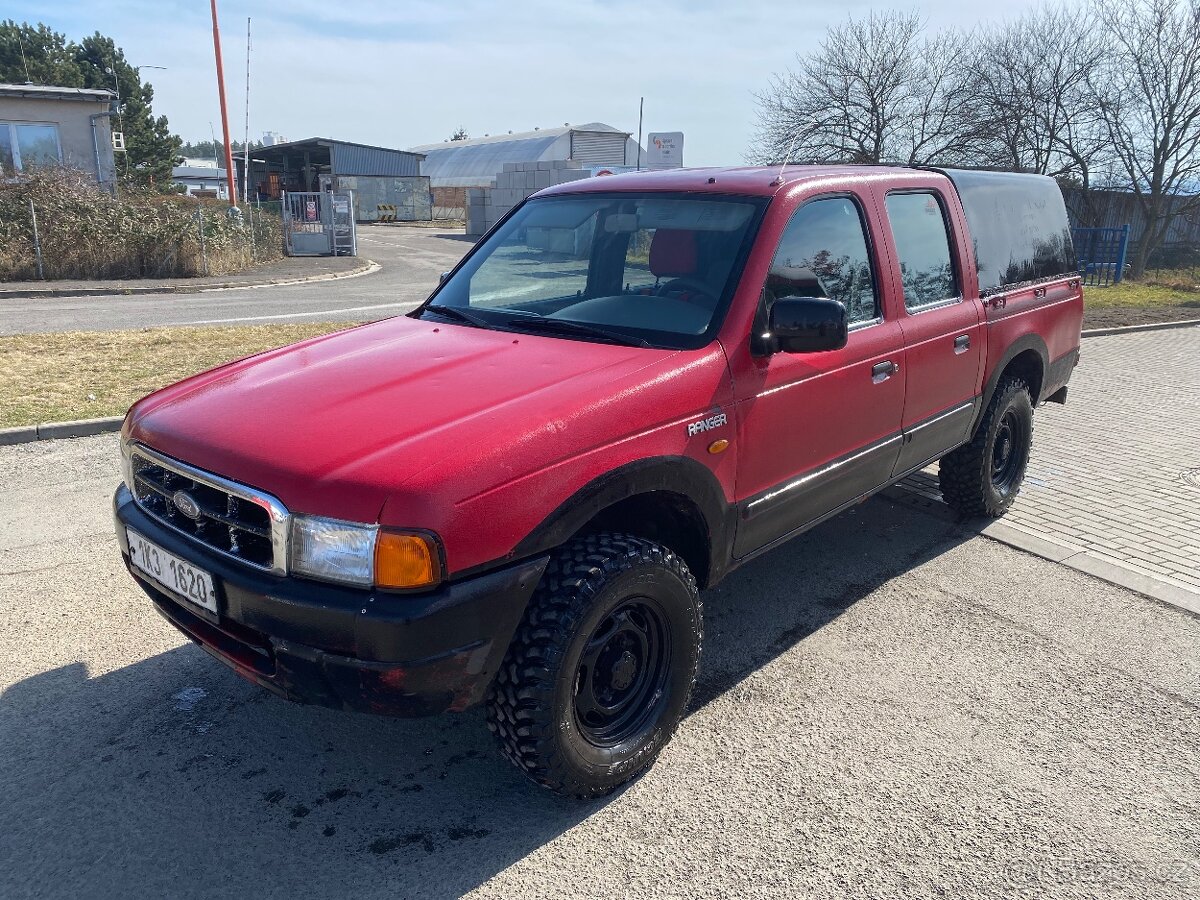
[0, 495, 968, 899]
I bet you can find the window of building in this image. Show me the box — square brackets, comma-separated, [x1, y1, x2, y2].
[0, 122, 63, 173]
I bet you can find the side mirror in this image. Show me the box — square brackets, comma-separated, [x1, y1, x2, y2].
[768, 297, 848, 353]
[439, 271, 450, 284]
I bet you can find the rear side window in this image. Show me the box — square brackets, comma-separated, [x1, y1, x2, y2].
[940, 168, 1076, 295]
[766, 197, 878, 325]
[885, 192, 958, 309]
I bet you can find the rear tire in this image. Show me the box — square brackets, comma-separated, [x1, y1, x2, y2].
[486, 533, 702, 799]
[939, 378, 1034, 517]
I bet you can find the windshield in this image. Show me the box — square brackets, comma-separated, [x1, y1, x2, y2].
[418, 192, 766, 349]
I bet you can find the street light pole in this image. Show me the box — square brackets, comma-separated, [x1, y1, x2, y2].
[209, 0, 238, 207]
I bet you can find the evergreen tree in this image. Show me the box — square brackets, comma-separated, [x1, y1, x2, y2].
[0, 21, 82, 86]
[74, 33, 181, 187]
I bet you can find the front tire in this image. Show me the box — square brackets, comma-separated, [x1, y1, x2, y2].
[939, 378, 1034, 517]
[486, 533, 702, 799]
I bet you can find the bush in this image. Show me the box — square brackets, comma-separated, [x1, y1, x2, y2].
[0, 166, 283, 281]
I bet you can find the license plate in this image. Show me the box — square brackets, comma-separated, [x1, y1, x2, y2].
[126, 528, 218, 614]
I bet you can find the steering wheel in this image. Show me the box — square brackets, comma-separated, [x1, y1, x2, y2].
[656, 277, 716, 304]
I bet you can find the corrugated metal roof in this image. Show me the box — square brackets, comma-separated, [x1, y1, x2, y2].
[249, 137, 424, 177]
[330, 141, 421, 176]
[412, 122, 640, 187]
[409, 122, 626, 153]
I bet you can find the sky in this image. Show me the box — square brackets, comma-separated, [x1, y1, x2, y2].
[14, 0, 1047, 166]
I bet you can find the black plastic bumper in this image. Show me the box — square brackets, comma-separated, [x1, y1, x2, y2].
[113, 484, 548, 716]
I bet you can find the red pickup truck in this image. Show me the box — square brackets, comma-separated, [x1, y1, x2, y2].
[114, 165, 1082, 798]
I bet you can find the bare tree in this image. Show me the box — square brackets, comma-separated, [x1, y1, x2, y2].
[969, 5, 1115, 211]
[1093, 0, 1200, 276]
[750, 11, 978, 165]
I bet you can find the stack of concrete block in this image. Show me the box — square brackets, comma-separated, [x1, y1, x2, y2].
[465, 188, 493, 236]
[465, 160, 591, 237]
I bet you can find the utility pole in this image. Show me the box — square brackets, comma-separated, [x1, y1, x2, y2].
[209, 0, 238, 206]
[636, 97, 644, 171]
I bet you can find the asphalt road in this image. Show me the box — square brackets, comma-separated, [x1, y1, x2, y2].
[0, 227, 473, 335]
[1, 435, 1196, 899]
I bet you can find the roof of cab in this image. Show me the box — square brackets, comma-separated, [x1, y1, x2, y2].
[537, 164, 927, 198]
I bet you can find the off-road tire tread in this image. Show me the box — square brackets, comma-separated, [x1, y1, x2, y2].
[485, 532, 700, 799]
[938, 377, 1033, 517]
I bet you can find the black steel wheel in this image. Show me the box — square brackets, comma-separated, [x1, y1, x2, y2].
[939, 377, 1034, 517]
[990, 405, 1030, 498]
[573, 598, 671, 747]
[486, 533, 702, 799]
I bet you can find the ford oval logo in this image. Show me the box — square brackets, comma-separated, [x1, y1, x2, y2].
[172, 490, 202, 520]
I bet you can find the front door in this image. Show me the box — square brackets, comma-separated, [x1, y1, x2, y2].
[879, 189, 984, 475]
[732, 194, 906, 558]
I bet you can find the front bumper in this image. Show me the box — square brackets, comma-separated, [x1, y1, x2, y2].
[114, 484, 548, 716]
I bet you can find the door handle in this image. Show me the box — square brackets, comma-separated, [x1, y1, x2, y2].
[872, 360, 899, 383]
[954, 334, 970, 354]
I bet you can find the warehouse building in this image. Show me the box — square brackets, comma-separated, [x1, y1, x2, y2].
[239, 137, 430, 222]
[411, 122, 643, 217]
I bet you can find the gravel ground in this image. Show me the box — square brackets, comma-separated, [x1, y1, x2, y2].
[1, 434, 1197, 899]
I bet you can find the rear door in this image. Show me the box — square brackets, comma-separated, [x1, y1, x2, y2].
[879, 187, 984, 475]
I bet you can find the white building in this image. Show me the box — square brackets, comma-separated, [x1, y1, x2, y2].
[171, 158, 227, 198]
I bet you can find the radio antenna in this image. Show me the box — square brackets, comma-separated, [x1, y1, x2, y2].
[771, 131, 801, 185]
[18, 32, 32, 83]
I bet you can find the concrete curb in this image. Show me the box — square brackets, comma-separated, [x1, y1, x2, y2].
[883, 486, 1200, 618]
[1082, 317, 1200, 338]
[0, 258, 378, 300]
[0, 416, 123, 446]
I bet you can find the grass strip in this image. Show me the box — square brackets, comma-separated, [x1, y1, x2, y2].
[0, 322, 353, 429]
[1086, 280, 1200, 309]
[3, 280, 1198, 431]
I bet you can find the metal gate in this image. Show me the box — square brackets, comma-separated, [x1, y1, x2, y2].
[1073, 224, 1130, 287]
[282, 191, 357, 257]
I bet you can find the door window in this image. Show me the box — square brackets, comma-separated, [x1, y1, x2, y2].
[766, 197, 878, 325]
[884, 192, 958, 309]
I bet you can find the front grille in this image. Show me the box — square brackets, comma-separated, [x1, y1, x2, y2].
[129, 445, 288, 572]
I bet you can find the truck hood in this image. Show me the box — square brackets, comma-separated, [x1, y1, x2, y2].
[127, 316, 681, 522]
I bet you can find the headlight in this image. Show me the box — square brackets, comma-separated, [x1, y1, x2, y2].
[120, 440, 135, 491]
[289, 515, 442, 590]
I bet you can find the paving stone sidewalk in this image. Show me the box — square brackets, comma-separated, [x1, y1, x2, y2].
[892, 325, 1200, 601]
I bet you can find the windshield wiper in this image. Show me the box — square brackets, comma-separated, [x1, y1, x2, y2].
[423, 303, 493, 328]
[504, 316, 652, 348]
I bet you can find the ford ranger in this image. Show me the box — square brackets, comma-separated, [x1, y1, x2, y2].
[114, 165, 1083, 798]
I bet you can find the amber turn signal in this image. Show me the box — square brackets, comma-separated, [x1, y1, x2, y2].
[707, 439, 730, 454]
[374, 531, 441, 589]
